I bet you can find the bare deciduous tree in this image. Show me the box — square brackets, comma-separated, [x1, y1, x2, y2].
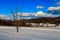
[10, 7, 19, 33]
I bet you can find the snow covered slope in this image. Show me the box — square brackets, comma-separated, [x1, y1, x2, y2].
[0, 26, 60, 40]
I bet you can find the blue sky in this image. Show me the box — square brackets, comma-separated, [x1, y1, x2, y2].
[0, 0, 60, 16]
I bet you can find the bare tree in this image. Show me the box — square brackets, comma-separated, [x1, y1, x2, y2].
[10, 7, 19, 33]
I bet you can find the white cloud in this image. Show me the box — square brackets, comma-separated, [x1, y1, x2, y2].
[0, 12, 57, 20]
[0, 15, 6, 18]
[34, 11, 57, 17]
[0, 14, 10, 20]
[13, 11, 57, 19]
[34, 11, 44, 16]
[36, 11, 44, 14]
[36, 6, 44, 8]
[14, 13, 31, 16]
[19, 11, 57, 17]
[56, 1, 60, 5]
[47, 6, 60, 11]
[20, 13, 30, 16]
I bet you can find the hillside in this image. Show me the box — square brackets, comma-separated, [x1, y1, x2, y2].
[0, 17, 60, 26]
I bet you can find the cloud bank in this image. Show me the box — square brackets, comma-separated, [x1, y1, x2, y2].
[15, 11, 57, 17]
[47, 6, 60, 11]
[0, 14, 10, 20]
[35, 11, 57, 17]
[47, 6, 60, 14]
[0, 11, 57, 20]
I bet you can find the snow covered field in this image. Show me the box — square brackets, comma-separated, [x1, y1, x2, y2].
[0, 26, 60, 40]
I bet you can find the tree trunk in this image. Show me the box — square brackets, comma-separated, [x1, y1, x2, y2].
[16, 25, 19, 33]
[16, 20, 19, 33]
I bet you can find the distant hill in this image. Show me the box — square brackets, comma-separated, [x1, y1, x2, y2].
[0, 19, 13, 26]
[27, 17, 60, 24]
[0, 17, 60, 26]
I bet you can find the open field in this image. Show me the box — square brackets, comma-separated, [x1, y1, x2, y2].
[0, 26, 60, 40]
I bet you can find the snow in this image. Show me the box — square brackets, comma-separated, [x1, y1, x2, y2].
[0, 26, 60, 40]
